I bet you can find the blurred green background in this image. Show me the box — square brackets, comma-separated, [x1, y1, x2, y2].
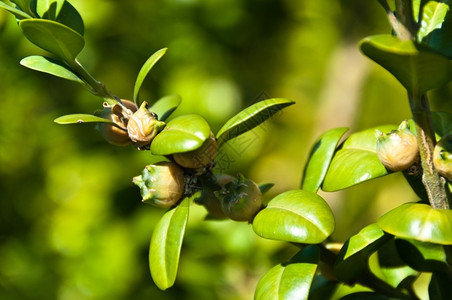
[1, 1, 451, 299]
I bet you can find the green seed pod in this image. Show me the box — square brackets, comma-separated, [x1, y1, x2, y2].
[196, 174, 234, 219]
[95, 100, 138, 146]
[434, 135, 452, 181]
[173, 132, 218, 169]
[133, 161, 185, 208]
[215, 174, 263, 222]
[127, 101, 166, 149]
[376, 121, 419, 172]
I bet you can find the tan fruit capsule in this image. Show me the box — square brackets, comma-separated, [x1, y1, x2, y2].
[376, 121, 419, 172]
[433, 135, 452, 181]
[173, 132, 218, 169]
[95, 100, 138, 146]
[132, 161, 185, 208]
[216, 174, 263, 222]
[127, 101, 166, 149]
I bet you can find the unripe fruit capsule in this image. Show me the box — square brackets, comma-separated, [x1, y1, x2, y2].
[433, 135, 452, 181]
[376, 121, 419, 172]
[133, 161, 185, 208]
[196, 174, 234, 219]
[127, 101, 166, 149]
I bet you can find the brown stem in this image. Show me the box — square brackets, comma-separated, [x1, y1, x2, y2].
[409, 93, 449, 209]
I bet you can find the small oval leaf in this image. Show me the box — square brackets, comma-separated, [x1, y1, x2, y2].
[149, 198, 189, 290]
[216, 98, 295, 147]
[150, 94, 181, 121]
[418, 1, 449, 41]
[133, 48, 167, 104]
[54, 114, 114, 125]
[301, 127, 349, 192]
[252, 190, 335, 244]
[360, 34, 452, 94]
[255, 246, 319, 300]
[19, 19, 85, 62]
[36, 0, 65, 18]
[378, 203, 452, 245]
[0, 2, 32, 19]
[20, 55, 83, 83]
[151, 114, 211, 155]
[334, 223, 392, 282]
[55, 1, 84, 36]
[322, 125, 397, 191]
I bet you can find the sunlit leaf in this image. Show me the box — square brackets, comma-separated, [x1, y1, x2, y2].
[20, 55, 83, 83]
[55, 1, 84, 36]
[334, 223, 392, 282]
[360, 34, 452, 94]
[36, 0, 64, 18]
[418, 1, 449, 41]
[301, 127, 348, 192]
[378, 203, 452, 245]
[151, 114, 211, 155]
[322, 125, 396, 191]
[149, 198, 189, 290]
[253, 190, 335, 244]
[19, 19, 85, 62]
[54, 114, 114, 125]
[0, 1, 32, 19]
[255, 246, 319, 300]
[395, 238, 450, 272]
[133, 48, 167, 104]
[149, 94, 181, 121]
[216, 98, 295, 147]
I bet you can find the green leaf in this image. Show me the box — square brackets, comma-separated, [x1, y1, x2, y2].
[216, 98, 295, 147]
[54, 114, 114, 125]
[334, 223, 392, 282]
[20, 55, 83, 83]
[322, 125, 397, 191]
[395, 238, 450, 272]
[133, 48, 167, 104]
[418, 1, 449, 41]
[360, 34, 452, 94]
[432, 111, 452, 137]
[253, 190, 335, 244]
[0, 1, 32, 19]
[36, 0, 64, 18]
[429, 272, 452, 300]
[255, 246, 319, 300]
[301, 127, 349, 192]
[55, 1, 84, 36]
[149, 94, 181, 121]
[427, 3, 452, 58]
[259, 183, 274, 194]
[149, 198, 189, 290]
[378, 203, 452, 245]
[19, 19, 85, 62]
[151, 114, 211, 155]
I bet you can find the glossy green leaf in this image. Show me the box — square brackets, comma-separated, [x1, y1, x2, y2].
[378, 203, 452, 245]
[253, 190, 335, 244]
[9, 0, 33, 11]
[55, 1, 84, 36]
[149, 198, 189, 290]
[0, 1, 32, 19]
[216, 98, 295, 147]
[418, 1, 449, 41]
[259, 183, 274, 194]
[36, 0, 64, 18]
[395, 238, 450, 272]
[427, 2, 452, 58]
[133, 48, 167, 104]
[429, 272, 452, 300]
[19, 19, 85, 62]
[322, 125, 396, 191]
[255, 246, 319, 300]
[301, 127, 349, 192]
[20, 55, 83, 83]
[360, 34, 452, 94]
[149, 94, 181, 121]
[334, 223, 392, 282]
[432, 111, 452, 137]
[151, 114, 211, 155]
[54, 114, 114, 125]
[371, 239, 419, 289]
